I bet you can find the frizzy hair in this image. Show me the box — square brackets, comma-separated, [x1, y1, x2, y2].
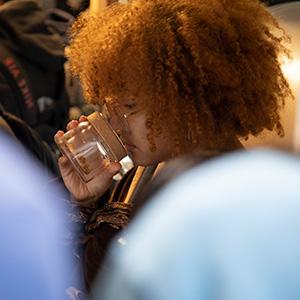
[67, 0, 292, 152]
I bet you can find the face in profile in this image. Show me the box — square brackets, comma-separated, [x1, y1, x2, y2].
[105, 99, 173, 166]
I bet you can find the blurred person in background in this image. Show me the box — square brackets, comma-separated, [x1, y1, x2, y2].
[93, 149, 300, 300]
[63, 0, 89, 15]
[0, 0, 71, 148]
[0, 104, 60, 176]
[57, 0, 293, 289]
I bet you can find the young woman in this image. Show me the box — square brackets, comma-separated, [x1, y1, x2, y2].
[55, 0, 292, 289]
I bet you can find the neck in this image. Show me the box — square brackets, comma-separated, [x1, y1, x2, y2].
[187, 136, 244, 157]
[218, 136, 244, 152]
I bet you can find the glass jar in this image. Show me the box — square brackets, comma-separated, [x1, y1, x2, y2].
[55, 112, 134, 182]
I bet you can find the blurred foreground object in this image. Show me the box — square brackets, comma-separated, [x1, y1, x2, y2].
[0, 133, 76, 299]
[94, 150, 300, 300]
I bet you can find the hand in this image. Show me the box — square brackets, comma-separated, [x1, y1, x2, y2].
[54, 116, 121, 206]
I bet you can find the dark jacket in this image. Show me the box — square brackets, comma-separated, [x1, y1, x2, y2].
[0, 0, 71, 145]
[0, 105, 60, 176]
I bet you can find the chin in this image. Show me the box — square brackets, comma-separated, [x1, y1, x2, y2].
[132, 153, 162, 167]
[132, 157, 154, 167]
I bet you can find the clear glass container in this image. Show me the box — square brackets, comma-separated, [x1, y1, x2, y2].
[55, 112, 134, 182]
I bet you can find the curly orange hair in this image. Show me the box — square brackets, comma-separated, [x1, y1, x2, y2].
[67, 0, 292, 152]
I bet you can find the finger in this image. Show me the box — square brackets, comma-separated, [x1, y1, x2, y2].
[54, 130, 64, 144]
[104, 161, 121, 176]
[79, 115, 88, 122]
[86, 161, 121, 197]
[94, 160, 121, 179]
[58, 155, 69, 167]
[67, 120, 79, 131]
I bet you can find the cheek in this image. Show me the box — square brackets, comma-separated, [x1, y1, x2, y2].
[135, 129, 169, 156]
[139, 134, 172, 164]
[127, 115, 148, 145]
[126, 116, 173, 165]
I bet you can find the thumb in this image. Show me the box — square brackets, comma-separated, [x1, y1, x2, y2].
[58, 156, 75, 178]
[58, 156, 69, 167]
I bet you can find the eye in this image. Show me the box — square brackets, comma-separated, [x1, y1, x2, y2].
[123, 103, 137, 110]
[122, 102, 138, 117]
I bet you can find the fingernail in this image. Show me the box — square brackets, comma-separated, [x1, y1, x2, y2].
[110, 162, 121, 172]
[59, 156, 68, 165]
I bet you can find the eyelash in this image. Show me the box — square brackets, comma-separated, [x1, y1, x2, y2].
[122, 104, 139, 118]
[123, 104, 136, 109]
